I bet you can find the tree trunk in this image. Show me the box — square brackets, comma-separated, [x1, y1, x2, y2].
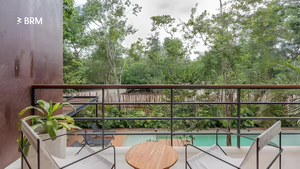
[226, 124, 232, 146]
[219, 0, 232, 146]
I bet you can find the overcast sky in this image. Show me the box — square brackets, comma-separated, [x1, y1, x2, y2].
[74, 0, 221, 60]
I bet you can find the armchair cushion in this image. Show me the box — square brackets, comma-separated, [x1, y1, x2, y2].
[188, 145, 244, 169]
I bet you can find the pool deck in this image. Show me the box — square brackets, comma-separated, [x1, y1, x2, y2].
[67, 127, 300, 147]
[68, 128, 200, 147]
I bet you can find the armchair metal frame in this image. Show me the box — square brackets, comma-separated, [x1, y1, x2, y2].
[20, 129, 116, 169]
[185, 129, 283, 169]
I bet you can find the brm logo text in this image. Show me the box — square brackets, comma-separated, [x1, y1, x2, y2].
[17, 17, 43, 25]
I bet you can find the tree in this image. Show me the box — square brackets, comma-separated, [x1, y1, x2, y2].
[150, 15, 188, 84]
[63, 0, 87, 85]
[63, 47, 86, 85]
[65, 6, 91, 58]
[183, 0, 244, 145]
[81, 0, 141, 104]
[63, 0, 75, 40]
[83, 0, 141, 84]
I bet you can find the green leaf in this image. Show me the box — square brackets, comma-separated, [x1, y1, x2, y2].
[17, 136, 30, 156]
[64, 115, 75, 124]
[46, 101, 55, 121]
[49, 100, 53, 113]
[58, 102, 76, 113]
[50, 115, 65, 120]
[52, 103, 61, 112]
[23, 144, 30, 157]
[19, 115, 40, 130]
[52, 119, 58, 130]
[37, 100, 50, 114]
[58, 122, 71, 130]
[31, 124, 43, 132]
[68, 124, 81, 130]
[19, 106, 44, 117]
[46, 120, 58, 140]
[31, 116, 43, 125]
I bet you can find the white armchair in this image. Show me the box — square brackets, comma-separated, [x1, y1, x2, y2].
[185, 121, 283, 169]
[20, 120, 115, 169]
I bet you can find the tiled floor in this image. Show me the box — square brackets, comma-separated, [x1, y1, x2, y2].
[8, 128, 300, 168]
[6, 146, 300, 169]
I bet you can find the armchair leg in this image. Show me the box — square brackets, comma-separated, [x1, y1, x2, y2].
[21, 131, 23, 169]
[113, 146, 116, 169]
[185, 145, 187, 169]
[279, 132, 281, 169]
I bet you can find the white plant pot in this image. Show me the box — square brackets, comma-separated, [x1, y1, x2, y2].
[23, 128, 67, 169]
[39, 128, 67, 158]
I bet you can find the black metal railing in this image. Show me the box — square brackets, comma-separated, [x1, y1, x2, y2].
[32, 84, 300, 149]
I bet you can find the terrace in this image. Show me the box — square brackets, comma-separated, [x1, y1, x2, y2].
[3, 0, 300, 168]
[5, 84, 300, 169]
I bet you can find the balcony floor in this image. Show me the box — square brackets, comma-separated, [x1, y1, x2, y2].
[6, 146, 300, 169]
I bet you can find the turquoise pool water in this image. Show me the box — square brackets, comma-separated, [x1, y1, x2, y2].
[123, 134, 300, 147]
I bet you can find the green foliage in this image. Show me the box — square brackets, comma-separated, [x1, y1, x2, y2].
[122, 61, 162, 84]
[64, 0, 300, 86]
[63, 0, 75, 40]
[62, 0, 300, 131]
[129, 38, 145, 61]
[74, 103, 262, 131]
[63, 47, 86, 85]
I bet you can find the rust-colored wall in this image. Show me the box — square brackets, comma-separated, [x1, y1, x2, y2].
[0, 0, 63, 167]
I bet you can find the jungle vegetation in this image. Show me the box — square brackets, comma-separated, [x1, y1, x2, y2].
[63, 0, 300, 145]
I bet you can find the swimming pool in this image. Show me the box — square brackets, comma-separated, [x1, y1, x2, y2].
[122, 134, 300, 147]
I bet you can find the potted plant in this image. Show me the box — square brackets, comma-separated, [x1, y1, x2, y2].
[18, 100, 80, 158]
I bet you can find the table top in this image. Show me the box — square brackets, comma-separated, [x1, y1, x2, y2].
[125, 142, 178, 169]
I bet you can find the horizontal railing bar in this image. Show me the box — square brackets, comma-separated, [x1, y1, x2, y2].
[72, 117, 300, 120]
[35, 102, 170, 105]
[174, 102, 238, 105]
[36, 102, 98, 105]
[87, 132, 171, 135]
[32, 84, 300, 89]
[241, 102, 300, 104]
[173, 117, 239, 120]
[66, 132, 300, 135]
[240, 117, 300, 120]
[73, 117, 171, 120]
[34, 101, 300, 105]
[104, 102, 170, 105]
[73, 117, 238, 120]
[68, 132, 247, 136]
[105, 102, 239, 105]
[63, 96, 97, 98]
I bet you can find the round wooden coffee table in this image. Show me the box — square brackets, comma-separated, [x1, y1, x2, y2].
[125, 142, 178, 169]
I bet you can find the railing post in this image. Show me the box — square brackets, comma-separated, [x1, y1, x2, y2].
[96, 92, 98, 118]
[237, 89, 241, 148]
[96, 105, 98, 118]
[171, 88, 173, 146]
[216, 129, 219, 145]
[32, 87, 37, 115]
[102, 88, 105, 149]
